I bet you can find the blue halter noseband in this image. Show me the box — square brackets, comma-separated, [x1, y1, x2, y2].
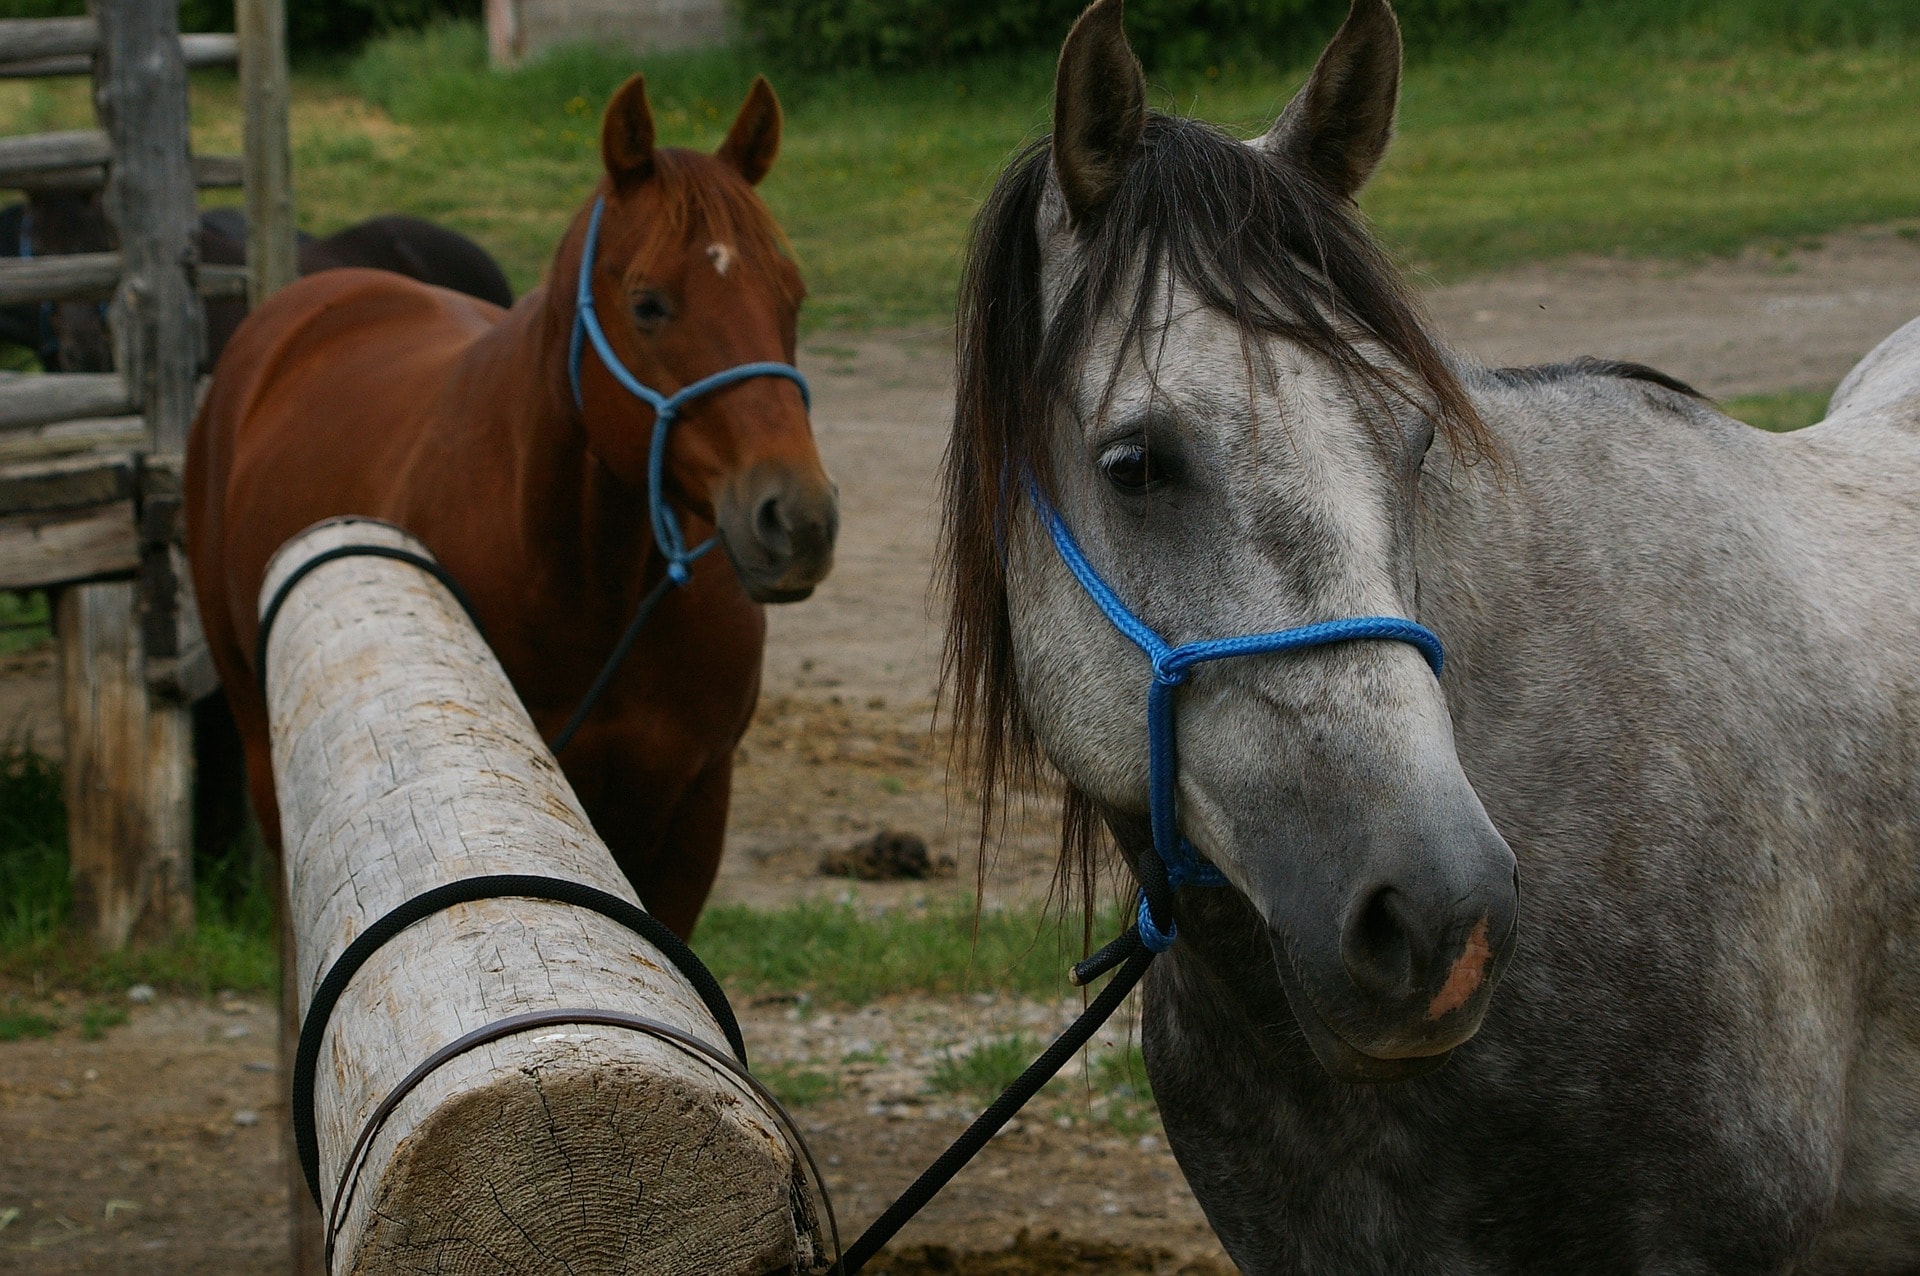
[1030, 487, 1445, 951]
[567, 194, 810, 586]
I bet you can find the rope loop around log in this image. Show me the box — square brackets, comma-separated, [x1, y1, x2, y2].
[321, 1006, 844, 1275]
[291, 873, 749, 1211]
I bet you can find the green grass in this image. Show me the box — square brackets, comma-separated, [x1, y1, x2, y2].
[0, 748, 277, 996]
[0, 18, 1900, 332]
[758, 1061, 843, 1107]
[0, 1006, 58, 1041]
[0, 592, 51, 656]
[929, 1031, 1043, 1095]
[1725, 385, 1836, 431]
[692, 897, 1123, 1005]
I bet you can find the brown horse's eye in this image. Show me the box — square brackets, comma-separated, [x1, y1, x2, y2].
[630, 290, 673, 330]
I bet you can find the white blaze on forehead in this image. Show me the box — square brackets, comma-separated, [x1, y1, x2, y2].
[707, 242, 735, 277]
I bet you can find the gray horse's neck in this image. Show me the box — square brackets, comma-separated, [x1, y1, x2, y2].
[1417, 357, 1920, 857]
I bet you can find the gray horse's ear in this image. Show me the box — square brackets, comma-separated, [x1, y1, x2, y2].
[718, 75, 781, 185]
[601, 73, 657, 186]
[1259, 0, 1402, 199]
[1052, 0, 1146, 227]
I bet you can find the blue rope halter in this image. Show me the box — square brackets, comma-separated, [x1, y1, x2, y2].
[1029, 487, 1445, 951]
[567, 194, 810, 586]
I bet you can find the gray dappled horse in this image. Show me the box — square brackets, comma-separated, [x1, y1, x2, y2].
[942, 0, 1920, 1270]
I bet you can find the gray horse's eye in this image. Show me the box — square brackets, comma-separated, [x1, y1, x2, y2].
[630, 290, 673, 330]
[1100, 442, 1166, 493]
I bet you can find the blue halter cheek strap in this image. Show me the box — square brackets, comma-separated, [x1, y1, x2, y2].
[567, 195, 810, 586]
[1029, 488, 1445, 952]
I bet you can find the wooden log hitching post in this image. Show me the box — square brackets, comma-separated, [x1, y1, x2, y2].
[262, 519, 817, 1274]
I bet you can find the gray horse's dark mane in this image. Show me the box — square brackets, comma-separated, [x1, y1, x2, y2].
[941, 111, 1494, 911]
[1490, 356, 1706, 400]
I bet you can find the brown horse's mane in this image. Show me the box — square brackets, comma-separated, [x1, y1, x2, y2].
[613, 148, 802, 308]
[939, 113, 1495, 917]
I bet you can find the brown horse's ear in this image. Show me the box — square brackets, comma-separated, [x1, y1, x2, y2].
[601, 73, 657, 186]
[1258, 0, 1401, 200]
[1052, 0, 1146, 227]
[718, 75, 781, 185]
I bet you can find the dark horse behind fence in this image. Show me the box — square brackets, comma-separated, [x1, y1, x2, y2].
[0, 194, 513, 373]
[942, 0, 1920, 1270]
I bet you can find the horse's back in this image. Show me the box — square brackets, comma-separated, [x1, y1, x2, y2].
[187, 268, 499, 668]
[1826, 314, 1920, 428]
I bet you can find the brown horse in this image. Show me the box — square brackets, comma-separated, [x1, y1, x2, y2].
[185, 73, 838, 940]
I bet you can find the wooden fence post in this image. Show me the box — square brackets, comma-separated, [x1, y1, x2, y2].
[57, 580, 191, 947]
[62, 0, 201, 948]
[262, 519, 818, 1273]
[237, 0, 295, 303]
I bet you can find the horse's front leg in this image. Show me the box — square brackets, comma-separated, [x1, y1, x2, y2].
[591, 752, 735, 941]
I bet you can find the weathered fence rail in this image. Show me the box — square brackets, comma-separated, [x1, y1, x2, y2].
[262, 518, 820, 1275]
[0, 0, 291, 950]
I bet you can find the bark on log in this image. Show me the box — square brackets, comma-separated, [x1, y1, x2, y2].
[262, 518, 820, 1276]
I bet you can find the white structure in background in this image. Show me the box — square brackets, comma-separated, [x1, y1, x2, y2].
[486, 0, 732, 67]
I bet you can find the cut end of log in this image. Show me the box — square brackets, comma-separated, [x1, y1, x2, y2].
[344, 1042, 813, 1274]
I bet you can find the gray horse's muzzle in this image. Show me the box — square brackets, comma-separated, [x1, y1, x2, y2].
[1264, 788, 1518, 1082]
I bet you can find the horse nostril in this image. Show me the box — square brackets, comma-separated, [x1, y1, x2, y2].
[1343, 886, 1421, 1000]
[755, 494, 788, 551]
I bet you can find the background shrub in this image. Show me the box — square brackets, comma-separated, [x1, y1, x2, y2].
[736, 0, 1920, 72]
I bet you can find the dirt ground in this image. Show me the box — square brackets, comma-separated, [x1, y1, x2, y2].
[4, 225, 1920, 1272]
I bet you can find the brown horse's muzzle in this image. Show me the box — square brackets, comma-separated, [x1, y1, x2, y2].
[716, 461, 839, 602]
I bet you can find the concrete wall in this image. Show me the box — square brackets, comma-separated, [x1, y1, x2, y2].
[487, 0, 732, 67]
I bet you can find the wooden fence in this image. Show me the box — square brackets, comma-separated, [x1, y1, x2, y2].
[0, 0, 293, 949]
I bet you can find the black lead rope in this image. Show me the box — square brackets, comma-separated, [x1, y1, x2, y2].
[291, 874, 748, 1210]
[833, 929, 1154, 1273]
[547, 571, 675, 754]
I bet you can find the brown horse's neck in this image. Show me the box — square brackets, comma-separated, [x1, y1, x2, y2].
[453, 272, 665, 623]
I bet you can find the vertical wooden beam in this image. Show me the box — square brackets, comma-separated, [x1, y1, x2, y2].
[237, 0, 295, 304]
[58, 582, 193, 949]
[90, 0, 203, 460]
[68, 0, 198, 951]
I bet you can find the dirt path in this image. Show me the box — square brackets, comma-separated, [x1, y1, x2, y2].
[5, 227, 1920, 1272]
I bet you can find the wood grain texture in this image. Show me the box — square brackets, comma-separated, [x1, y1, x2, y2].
[0, 497, 138, 589]
[57, 580, 194, 949]
[0, 450, 133, 514]
[262, 518, 817, 1276]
